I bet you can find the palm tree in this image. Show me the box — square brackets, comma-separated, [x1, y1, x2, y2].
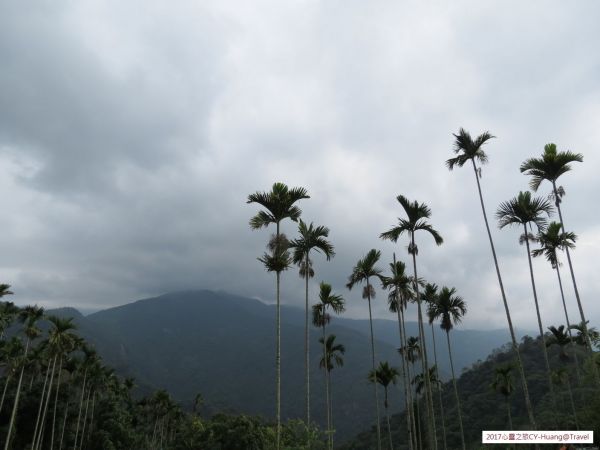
[313, 282, 344, 450]
[347, 249, 385, 450]
[496, 191, 560, 425]
[4, 305, 44, 450]
[380, 195, 443, 450]
[491, 364, 515, 430]
[547, 325, 579, 429]
[423, 283, 448, 450]
[447, 128, 538, 431]
[247, 182, 309, 449]
[381, 256, 416, 450]
[318, 334, 345, 450]
[369, 361, 400, 450]
[289, 219, 335, 427]
[520, 144, 595, 364]
[427, 286, 467, 450]
[531, 222, 582, 382]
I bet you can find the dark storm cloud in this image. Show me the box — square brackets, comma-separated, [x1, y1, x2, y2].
[1, 0, 599, 330]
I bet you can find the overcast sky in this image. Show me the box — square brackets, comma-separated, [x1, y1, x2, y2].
[1, 1, 599, 331]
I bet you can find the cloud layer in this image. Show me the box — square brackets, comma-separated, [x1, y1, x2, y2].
[1, 0, 599, 330]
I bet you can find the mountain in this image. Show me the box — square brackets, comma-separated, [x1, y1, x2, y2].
[48, 290, 521, 442]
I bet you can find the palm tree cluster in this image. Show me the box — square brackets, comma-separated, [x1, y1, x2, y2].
[246, 134, 598, 449]
[449, 131, 599, 434]
[0, 292, 182, 449]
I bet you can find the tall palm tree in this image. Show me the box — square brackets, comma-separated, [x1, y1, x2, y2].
[520, 144, 595, 362]
[318, 334, 345, 450]
[347, 249, 385, 450]
[447, 128, 538, 431]
[496, 191, 560, 425]
[369, 361, 400, 450]
[491, 364, 515, 430]
[423, 283, 448, 450]
[381, 256, 416, 450]
[4, 305, 44, 450]
[289, 219, 335, 427]
[312, 282, 344, 450]
[427, 286, 466, 450]
[531, 222, 581, 382]
[247, 182, 309, 449]
[547, 325, 579, 429]
[380, 195, 443, 450]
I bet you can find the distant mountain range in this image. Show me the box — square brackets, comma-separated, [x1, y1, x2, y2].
[48, 290, 527, 442]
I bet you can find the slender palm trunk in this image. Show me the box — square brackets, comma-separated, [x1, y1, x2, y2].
[59, 399, 69, 450]
[471, 159, 538, 433]
[305, 252, 311, 430]
[445, 331, 465, 450]
[505, 396, 513, 430]
[78, 387, 91, 450]
[31, 361, 51, 449]
[275, 221, 282, 450]
[430, 325, 447, 450]
[87, 392, 96, 446]
[555, 266, 582, 383]
[412, 373, 422, 450]
[552, 181, 600, 385]
[51, 356, 64, 449]
[523, 229, 560, 426]
[410, 233, 437, 450]
[366, 278, 382, 450]
[384, 388, 393, 450]
[404, 334, 418, 450]
[4, 339, 30, 450]
[397, 307, 414, 450]
[0, 375, 11, 414]
[35, 354, 58, 450]
[73, 368, 88, 450]
[329, 370, 335, 450]
[322, 324, 331, 450]
[565, 376, 579, 430]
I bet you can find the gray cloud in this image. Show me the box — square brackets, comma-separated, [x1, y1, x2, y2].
[1, 0, 599, 330]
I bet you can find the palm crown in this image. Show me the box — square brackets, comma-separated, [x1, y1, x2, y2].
[247, 182, 310, 229]
[319, 334, 345, 371]
[369, 361, 399, 388]
[346, 249, 384, 294]
[399, 336, 421, 363]
[520, 143, 583, 192]
[531, 221, 576, 269]
[380, 195, 443, 254]
[491, 364, 514, 397]
[446, 128, 495, 170]
[381, 261, 414, 313]
[427, 286, 467, 332]
[289, 220, 335, 273]
[496, 191, 554, 231]
[312, 282, 345, 327]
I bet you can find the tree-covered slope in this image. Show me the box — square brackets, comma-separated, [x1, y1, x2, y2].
[341, 335, 600, 449]
[54, 290, 518, 442]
